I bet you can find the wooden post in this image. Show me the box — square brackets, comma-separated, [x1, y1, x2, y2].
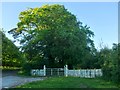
[43, 65, 46, 76]
[95, 68, 96, 77]
[79, 70, 80, 77]
[57, 69, 59, 76]
[66, 65, 68, 77]
[92, 69, 95, 78]
[64, 65, 68, 77]
[51, 69, 53, 76]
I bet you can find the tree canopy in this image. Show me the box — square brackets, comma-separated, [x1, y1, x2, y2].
[9, 4, 95, 69]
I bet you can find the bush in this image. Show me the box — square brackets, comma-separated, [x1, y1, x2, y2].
[101, 44, 120, 84]
[21, 62, 32, 76]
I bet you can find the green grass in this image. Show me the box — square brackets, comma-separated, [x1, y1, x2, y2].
[17, 76, 120, 88]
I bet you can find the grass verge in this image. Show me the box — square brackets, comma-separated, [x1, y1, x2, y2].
[17, 76, 120, 88]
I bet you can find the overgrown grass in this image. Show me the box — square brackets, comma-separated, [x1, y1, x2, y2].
[17, 76, 120, 88]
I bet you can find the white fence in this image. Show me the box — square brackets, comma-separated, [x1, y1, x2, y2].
[64, 65, 102, 78]
[67, 69, 102, 78]
[31, 65, 46, 76]
[31, 65, 103, 78]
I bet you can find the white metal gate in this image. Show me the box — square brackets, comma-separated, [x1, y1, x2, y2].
[46, 68, 64, 76]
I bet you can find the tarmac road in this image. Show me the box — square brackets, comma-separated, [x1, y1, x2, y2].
[1, 70, 45, 89]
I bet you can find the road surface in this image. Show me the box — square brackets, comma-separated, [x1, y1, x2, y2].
[1, 70, 45, 89]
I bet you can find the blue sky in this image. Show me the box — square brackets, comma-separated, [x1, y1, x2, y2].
[2, 2, 118, 49]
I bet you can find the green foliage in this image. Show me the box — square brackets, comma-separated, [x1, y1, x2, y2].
[9, 4, 95, 69]
[1, 30, 23, 67]
[99, 43, 120, 84]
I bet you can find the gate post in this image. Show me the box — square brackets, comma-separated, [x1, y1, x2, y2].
[64, 65, 68, 77]
[43, 65, 46, 76]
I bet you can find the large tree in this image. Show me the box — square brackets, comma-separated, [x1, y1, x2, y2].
[9, 4, 95, 69]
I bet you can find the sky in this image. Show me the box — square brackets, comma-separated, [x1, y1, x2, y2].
[2, 2, 118, 49]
